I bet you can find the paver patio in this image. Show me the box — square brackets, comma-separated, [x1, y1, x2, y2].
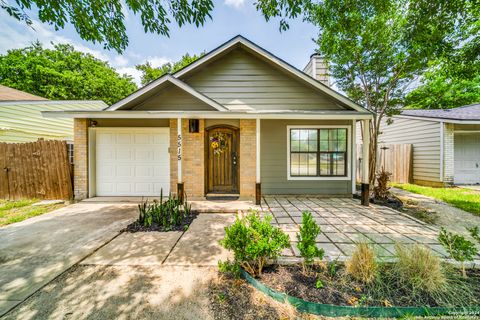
[259, 196, 480, 263]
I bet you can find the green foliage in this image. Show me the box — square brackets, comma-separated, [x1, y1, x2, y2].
[136, 52, 205, 86]
[0, 42, 137, 104]
[220, 210, 290, 277]
[1, 0, 214, 53]
[218, 260, 241, 279]
[315, 278, 324, 289]
[438, 227, 478, 277]
[468, 226, 480, 244]
[257, 0, 479, 185]
[137, 189, 193, 230]
[394, 244, 446, 293]
[296, 211, 324, 272]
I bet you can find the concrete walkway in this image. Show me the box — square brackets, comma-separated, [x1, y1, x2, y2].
[0, 202, 138, 316]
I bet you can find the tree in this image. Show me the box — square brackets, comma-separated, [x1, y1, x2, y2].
[257, 0, 479, 185]
[0, 42, 137, 104]
[135, 52, 204, 86]
[1, 0, 214, 53]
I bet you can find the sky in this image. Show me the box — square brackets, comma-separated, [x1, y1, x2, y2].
[0, 0, 319, 86]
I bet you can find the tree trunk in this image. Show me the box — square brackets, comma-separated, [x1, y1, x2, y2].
[368, 125, 379, 186]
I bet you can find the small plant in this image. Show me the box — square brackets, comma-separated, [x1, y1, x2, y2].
[328, 260, 338, 277]
[134, 189, 195, 231]
[394, 243, 446, 293]
[218, 260, 241, 279]
[345, 242, 377, 284]
[220, 209, 290, 277]
[373, 167, 392, 201]
[315, 278, 324, 289]
[468, 226, 480, 244]
[438, 227, 478, 278]
[296, 211, 324, 273]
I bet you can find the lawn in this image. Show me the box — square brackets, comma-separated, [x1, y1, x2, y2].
[0, 199, 65, 226]
[392, 183, 480, 216]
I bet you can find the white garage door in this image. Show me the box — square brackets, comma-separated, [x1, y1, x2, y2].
[454, 133, 480, 185]
[95, 128, 170, 196]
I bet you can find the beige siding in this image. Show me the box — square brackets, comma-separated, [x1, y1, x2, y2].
[184, 48, 343, 111]
[133, 85, 216, 111]
[378, 117, 442, 183]
[0, 101, 106, 142]
[261, 119, 352, 195]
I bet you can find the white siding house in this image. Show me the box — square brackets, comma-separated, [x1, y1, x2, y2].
[360, 105, 480, 186]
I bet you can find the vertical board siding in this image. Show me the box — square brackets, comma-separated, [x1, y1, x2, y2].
[0, 140, 73, 200]
[184, 48, 344, 111]
[358, 118, 442, 183]
[260, 119, 352, 195]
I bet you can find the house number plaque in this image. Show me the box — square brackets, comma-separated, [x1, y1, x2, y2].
[177, 134, 182, 160]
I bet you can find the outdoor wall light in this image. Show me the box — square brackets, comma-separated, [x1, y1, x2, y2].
[189, 119, 199, 133]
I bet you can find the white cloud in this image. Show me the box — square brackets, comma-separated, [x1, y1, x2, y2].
[112, 55, 129, 67]
[116, 66, 143, 85]
[224, 0, 245, 9]
[145, 56, 171, 68]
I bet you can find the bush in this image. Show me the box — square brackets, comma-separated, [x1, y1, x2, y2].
[373, 167, 392, 201]
[136, 189, 193, 230]
[345, 242, 377, 284]
[220, 209, 290, 277]
[297, 211, 324, 273]
[218, 260, 241, 279]
[468, 226, 480, 244]
[394, 243, 446, 293]
[438, 227, 478, 278]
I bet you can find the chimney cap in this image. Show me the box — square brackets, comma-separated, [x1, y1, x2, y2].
[310, 53, 325, 59]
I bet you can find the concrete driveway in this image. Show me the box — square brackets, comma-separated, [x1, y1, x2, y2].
[0, 202, 138, 316]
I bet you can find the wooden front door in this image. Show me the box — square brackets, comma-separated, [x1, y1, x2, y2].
[206, 126, 239, 194]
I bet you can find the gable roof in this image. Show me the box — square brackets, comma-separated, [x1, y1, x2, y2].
[400, 104, 480, 122]
[107, 35, 371, 114]
[0, 85, 48, 101]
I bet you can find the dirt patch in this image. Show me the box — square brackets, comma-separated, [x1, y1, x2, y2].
[257, 263, 480, 308]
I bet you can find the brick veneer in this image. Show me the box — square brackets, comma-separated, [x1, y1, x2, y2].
[73, 118, 89, 200]
[239, 119, 256, 199]
[169, 119, 205, 199]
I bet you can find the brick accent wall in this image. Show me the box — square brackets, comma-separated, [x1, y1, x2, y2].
[182, 119, 205, 198]
[169, 119, 205, 199]
[239, 119, 256, 199]
[443, 123, 455, 185]
[73, 118, 89, 200]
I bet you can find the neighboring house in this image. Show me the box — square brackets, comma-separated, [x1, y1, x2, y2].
[0, 85, 107, 143]
[45, 36, 373, 203]
[377, 104, 480, 186]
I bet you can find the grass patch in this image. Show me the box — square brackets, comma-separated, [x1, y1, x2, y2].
[392, 183, 480, 216]
[0, 199, 65, 226]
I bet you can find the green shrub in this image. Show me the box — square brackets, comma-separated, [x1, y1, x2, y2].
[468, 226, 480, 244]
[438, 227, 478, 278]
[220, 209, 290, 277]
[394, 243, 446, 293]
[137, 189, 193, 230]
[296, 211, 324, 273]
[218, 260, 241, 279]
[345, 242, 377, 284]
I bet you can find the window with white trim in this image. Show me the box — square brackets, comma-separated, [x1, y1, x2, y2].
[289, 128, 347, 177]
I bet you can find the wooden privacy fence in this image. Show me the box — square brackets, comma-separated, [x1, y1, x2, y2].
[0, 140, 73, 200]
[356, 144, 413, 184]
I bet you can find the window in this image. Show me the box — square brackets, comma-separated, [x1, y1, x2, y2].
[289, 128, 348, 177]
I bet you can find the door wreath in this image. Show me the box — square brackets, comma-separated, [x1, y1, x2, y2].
[210, 132, 228, 155]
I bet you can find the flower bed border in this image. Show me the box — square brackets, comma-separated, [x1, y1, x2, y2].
[240, 269, 480, 318]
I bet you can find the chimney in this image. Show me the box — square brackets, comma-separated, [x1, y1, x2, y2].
[303, 54, 330, 86]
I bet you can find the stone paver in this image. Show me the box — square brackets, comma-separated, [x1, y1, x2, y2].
[261, 196, 480, 263]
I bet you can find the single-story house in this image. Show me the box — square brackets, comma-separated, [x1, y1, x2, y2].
[44, 36, 373, 204]
[378, 104, 480, 186]
[0, 85, 106, 143]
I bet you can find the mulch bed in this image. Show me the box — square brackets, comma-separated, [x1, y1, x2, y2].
[257, 264, 480, 308]
[124, 212, 198, 232]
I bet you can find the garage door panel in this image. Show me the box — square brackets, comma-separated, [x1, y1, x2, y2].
[96, 128, 170, 196]
[454, 133, 480, 184]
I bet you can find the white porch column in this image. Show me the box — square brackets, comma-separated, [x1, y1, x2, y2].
[255, 118, 261, 205]
[177, 118, 184, 201]
[351, 119, 356, 194]
[361, 119, 370, 206]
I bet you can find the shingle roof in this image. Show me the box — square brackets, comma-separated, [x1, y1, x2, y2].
[0, 85, 48, 101]
[401, 104, 480, 121]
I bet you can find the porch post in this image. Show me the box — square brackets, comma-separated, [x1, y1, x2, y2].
[361, 119, 370, 206]
[351, 119, 356, 194]
[177, 118, 184, 202]
[255, 118, 261, 205]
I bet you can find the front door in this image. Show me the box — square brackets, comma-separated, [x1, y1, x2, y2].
[454, 133, 480, 184]
[206, 126, 239, 194]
